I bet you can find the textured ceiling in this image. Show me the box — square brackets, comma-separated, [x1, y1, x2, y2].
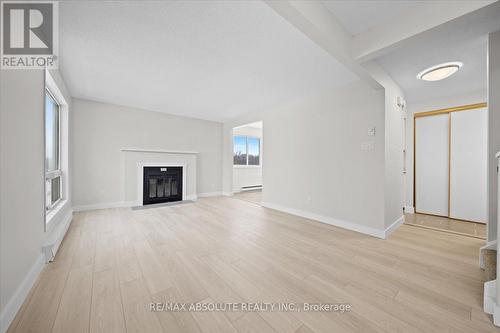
[375, 2, 500, 103]
[322, 0, 427, 36]
[377, 36, 487, 103]
[59, 1, 357, 122]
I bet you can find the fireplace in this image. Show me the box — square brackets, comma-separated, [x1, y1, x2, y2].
[143, 166, 183, 205]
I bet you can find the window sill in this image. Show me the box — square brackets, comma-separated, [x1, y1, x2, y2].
[233, 165, 261, 168]
[45, 199, 68, 231]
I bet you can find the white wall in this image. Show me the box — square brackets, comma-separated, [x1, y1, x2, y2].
[0, 69, 72, 332]
[261, 81, 385, 233]
[220, 81, 387, 235]
[405, 90, 488, 214]
[0, 70, 44, 318]
[383, 83, 405, 229]
[71, 99, 223, 208]
[363, 61, 406, 230]
[232, 125, 263, 192]
[233, 167, 262, 191]
[489, 31, 500, 243]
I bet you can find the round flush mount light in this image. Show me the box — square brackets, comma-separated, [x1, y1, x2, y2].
[417, 62, 463, 81]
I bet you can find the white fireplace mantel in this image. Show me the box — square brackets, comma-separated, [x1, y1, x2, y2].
[122, 149, 198, 206]
[121, 148, 198, 154]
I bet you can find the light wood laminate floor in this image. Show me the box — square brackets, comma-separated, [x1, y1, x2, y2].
[8, 196, 498, 333]
[232, 190, 262, 205]
[405, 213, 487, 239]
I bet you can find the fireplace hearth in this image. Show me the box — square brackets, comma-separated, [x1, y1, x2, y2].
[143, 166, 183, 205]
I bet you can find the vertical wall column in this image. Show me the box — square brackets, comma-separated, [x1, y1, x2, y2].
[490, 31, 500, 243]
[222, 123, 234, 196]
[490, 31, 500, 326]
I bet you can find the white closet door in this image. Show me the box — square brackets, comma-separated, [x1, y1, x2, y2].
[450, 108, 487, 222]
[415, 114, 449, 216]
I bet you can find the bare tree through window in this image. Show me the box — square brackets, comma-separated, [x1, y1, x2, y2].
[233, 135, 260, 166]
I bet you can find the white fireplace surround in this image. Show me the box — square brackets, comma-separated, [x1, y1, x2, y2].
[121, 148, 198, 207]
[137, 162, 188, 206]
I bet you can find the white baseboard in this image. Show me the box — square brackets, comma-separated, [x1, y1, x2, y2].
[482, 240, 497, 250]
[494, 304, 500, 327]
[42, 209, 73, 262]
[384, 215, 404, 238]
[241, 185, 263, 191]
[232, 187, 262, 193]
[484, 280, 496, 315]
[185, 194, 198, 201]
[261, 201, 386, 239]
[0, 254, 45, 333]
[198, 191, 222, 198]
[404, 206, 415, 214]
[479, 240, 497, 269]
[222, 191, 234, 197]
[1, 207, 73, 332]
[73, 201, 127, 212]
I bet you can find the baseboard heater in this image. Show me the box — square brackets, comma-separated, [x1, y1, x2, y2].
[42, 211, 73, 263]
[241, 185, 262, 191]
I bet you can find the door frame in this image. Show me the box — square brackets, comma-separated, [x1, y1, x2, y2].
[413, 102, 487, 222]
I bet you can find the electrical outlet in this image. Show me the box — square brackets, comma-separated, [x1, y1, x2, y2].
[368, 127, 376, 136]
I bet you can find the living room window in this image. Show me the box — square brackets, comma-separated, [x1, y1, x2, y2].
[45, 90, 62, 211]
[233, 135, 260, 166]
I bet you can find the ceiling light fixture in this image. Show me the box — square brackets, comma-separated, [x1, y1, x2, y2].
[417, 62, 463, 81]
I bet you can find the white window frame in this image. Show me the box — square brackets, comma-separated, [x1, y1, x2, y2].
[45, 89, 62, 211]
[44, 70, 69, 231]
[233, 135, 261, 167]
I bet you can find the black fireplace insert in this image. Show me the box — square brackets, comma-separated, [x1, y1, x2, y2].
[143, 166, 183, 205]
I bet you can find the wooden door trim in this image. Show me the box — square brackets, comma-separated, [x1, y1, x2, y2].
[413, 102, 487, 213]
[414, 102, 487, 118]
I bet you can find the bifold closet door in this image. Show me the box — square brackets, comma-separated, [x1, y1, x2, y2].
[415, 114, 449, 216]
[450, 108, 488, 222]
